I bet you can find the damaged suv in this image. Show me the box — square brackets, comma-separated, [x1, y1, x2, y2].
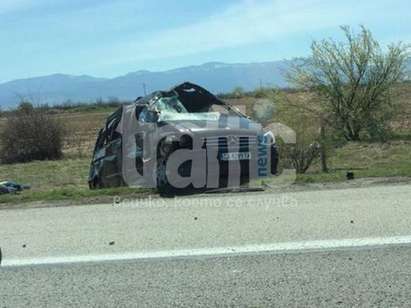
[89, 82, 278, 194]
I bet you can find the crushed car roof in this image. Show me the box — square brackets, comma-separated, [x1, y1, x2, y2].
[135, 82, 224, 113]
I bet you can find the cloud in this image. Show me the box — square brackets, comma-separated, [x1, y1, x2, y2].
[99, 0, 395, 66]
[114, 0, 320, 60]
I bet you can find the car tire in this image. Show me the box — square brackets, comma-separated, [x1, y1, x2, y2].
[156, 153, 176, 196]
[92, 176, 103, 190]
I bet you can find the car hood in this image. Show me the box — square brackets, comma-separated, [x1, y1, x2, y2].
[159, 114, 262, 134]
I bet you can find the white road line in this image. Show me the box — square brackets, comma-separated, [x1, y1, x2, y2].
[3, 235, 411, 267]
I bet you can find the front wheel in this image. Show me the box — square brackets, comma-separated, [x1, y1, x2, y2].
[156, 154, 175, 195]
[156, 145, 197, 196]
[89, 176, 103, 190]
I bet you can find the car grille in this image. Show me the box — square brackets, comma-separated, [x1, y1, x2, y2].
[204, 135, 257, 150]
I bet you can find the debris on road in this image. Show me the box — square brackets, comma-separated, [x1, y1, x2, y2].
[0, 181, 31, 194]
[347, 172, 355, 180]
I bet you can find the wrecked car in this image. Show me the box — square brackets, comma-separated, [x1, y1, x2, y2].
[89, 82, 278, 194]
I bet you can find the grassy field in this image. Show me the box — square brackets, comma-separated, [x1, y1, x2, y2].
[0, 85, 410, 205]
[1, 140, 410, 205]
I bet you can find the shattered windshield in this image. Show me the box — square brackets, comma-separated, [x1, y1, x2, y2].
[159, 111, 220, 122]
[154, 96, 223, 121]
[154, 96, 188, 113]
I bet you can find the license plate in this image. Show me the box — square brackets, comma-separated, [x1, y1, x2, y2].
[220, 152, 251, 161]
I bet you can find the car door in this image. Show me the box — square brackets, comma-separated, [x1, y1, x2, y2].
[99, 108, 124, 187]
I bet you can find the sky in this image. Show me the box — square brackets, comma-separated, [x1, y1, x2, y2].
[0, 0, 410, 83]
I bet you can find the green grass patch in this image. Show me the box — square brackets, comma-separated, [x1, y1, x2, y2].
[0, 186, 154, 205]
[0, 158, 155, 205]
[297, 141, 411, 183]
[0, 158, 91, 191]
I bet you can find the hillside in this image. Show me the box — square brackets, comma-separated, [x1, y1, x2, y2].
[2, 58, 410, 110]
[0, 61, 290, 109]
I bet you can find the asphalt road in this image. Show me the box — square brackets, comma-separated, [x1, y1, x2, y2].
[1, 184, 411, 307]
[2, 246, 411, 307]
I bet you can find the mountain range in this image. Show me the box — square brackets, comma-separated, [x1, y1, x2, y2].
[0, 59, 410, 109]
[0, 61, 290, 108]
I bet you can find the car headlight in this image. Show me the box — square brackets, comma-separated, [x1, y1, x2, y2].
[261, 131, 276, 146]
[164, 135, 178, 144]
[160, 135, 177, 155]
[179, 134, 193, 148]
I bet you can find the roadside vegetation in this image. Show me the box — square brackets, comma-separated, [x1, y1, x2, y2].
[0, 158, 153, 205]
[0, 98, 124, 116]
[0, 26, 410, 205]
[0, 102, 66, 163]
[297, 140, 411, 183]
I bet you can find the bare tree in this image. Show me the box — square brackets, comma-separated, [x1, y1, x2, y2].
[288, 26, 410, 141]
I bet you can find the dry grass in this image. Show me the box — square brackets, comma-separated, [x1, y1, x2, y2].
[390, 82, 411, 133]
[59, 111, 114, 157]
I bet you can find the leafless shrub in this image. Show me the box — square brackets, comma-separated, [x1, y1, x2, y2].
[282, 142, 321, 174]
[0, 102, 66, 164]
[270, 91, 324, 174]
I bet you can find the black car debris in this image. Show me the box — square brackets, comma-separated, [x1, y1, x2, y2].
[0, 181, 31, 194]
[89, 82, 278, 194]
